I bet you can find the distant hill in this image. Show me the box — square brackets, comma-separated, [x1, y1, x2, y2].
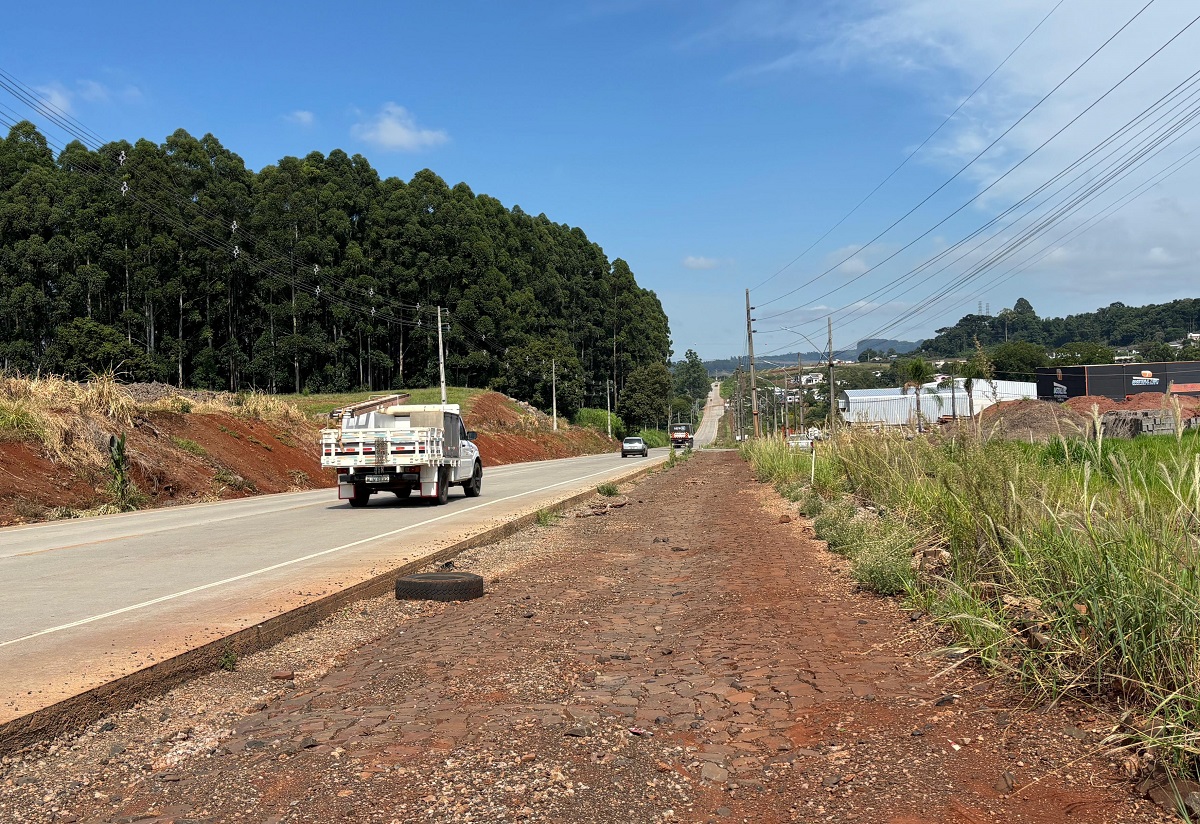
[918, 297, 1200, 356]
[704, 338, 920, 375]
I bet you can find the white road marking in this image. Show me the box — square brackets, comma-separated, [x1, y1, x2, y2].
[0, 460, 650, 648]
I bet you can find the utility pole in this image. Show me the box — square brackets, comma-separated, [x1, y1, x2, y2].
[606, 378, 612, 438]
[798, 352, 806, 433]
[782, 372, 789, 438]
[437, 306, 447, 404]
[735, 364, 743, 441]
[827, 317, 836, 434]
[551, 357, 558, 431]
[746, 289, 761, 438]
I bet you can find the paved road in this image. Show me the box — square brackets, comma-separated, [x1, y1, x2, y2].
[0, 449, 667, 725]
[693, 382, 725, 447]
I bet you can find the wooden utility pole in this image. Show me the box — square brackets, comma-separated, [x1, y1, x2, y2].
[798, 352, 806, 433]
[746, 289, 761, 438]
[827, 317, 836, 433]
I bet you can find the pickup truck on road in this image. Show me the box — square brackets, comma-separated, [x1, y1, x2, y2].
[320, 401, 482, 507]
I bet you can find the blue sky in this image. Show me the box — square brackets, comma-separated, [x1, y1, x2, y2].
[5, 1, 1200, 362]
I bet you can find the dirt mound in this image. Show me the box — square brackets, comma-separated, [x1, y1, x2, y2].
[1063, 395, 1121, 415]
[463, 391, 616, 466]
[1063, 392, 1200, 419]
[980, 399, 1092, 442]
[465, 391, 553, 429]
[1123, 391, 1200, 416]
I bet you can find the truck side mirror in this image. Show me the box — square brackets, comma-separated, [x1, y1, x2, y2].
[466, 431, 478, 441]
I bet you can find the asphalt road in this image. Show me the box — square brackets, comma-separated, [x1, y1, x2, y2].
[693, 383, 725, 447]
[0, 448, 668, 725]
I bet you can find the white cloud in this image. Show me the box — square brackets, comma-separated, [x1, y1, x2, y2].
[286, 110, 315, 127]
[35, 82, 73, 115]
[682, 255, 720, 270]
[32, 79, 141, 115]
[77, 80, 109, 103]
[351, 103, 448, 152]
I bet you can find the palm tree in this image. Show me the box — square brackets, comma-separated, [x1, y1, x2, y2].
[905, 359, 936, 432]
[959, 360, 985, 420]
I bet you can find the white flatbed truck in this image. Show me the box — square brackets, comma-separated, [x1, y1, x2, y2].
[320, 401, 482, 507]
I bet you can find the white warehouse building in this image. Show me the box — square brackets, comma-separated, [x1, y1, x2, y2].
[838, 380, 1037, 427]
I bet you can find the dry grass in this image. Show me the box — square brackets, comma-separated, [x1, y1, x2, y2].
[0, 372, 135, 469]
[0, 373, 306, 471]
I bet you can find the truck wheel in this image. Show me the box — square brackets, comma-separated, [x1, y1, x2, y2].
[393, 487, 411, 499]
[348, 485, 370, 508]
[427, 467, 450, 505]
[464, 461, 483, 497]
[395, 572, 484, 602]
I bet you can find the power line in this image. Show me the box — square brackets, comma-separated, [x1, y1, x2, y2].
[755, 0, 1163, 314]
[748, 0, 1067, 293]
[753, 5, 1200, 360]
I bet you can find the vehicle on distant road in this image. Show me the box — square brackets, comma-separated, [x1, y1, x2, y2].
[669, 423, 694, 449]
[621, 436, 649, 458]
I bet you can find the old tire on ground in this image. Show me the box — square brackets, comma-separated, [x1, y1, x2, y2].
[464, 461, 482, 497]
[348, 485, 370, 508]
[395, 572, 484, 602]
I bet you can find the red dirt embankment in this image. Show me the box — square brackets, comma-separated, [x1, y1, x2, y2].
[1064, 392, 1200, 417]
[0, 389, 616, 526]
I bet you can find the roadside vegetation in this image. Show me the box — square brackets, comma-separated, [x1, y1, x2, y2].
[635, 429, 669, 448]
[742, 428, 1200, 771]
[573, 408, 625, 440]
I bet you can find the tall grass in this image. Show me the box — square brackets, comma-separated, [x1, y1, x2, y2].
[743, 430, 1200, 767]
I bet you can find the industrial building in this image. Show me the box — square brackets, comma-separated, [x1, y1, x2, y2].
[1035, 361, 1200, 402]
[839, 380, 1037, 427]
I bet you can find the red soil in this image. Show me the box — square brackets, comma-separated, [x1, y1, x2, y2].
[1064, 392, 1200, 417]
[0, 391, 616, 526]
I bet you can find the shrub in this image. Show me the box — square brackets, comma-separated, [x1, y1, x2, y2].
[574, 408, 625, 439]
[636, 429, 669, 448]
[597, 482, 619, 497]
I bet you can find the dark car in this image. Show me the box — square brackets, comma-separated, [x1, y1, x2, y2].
[621, 436, 648, 457]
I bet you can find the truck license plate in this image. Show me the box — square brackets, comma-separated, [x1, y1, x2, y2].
[365, 475, 389, 484]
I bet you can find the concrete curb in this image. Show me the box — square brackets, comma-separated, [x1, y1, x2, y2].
[0, 459, 664, 756]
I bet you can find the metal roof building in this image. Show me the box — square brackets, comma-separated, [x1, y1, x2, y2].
[838, 380, 1037, 427]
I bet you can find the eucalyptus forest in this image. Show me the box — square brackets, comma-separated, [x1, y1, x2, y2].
[0, 122, 672, 414]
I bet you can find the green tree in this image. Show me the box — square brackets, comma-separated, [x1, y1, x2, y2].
[1051, 341, 1115, 366]
[619, 362, 672, 429]
[672, 349, 709, 402]
[959, 342, 994, 421]
[989, 341, 1047, 381]
[903, 359, 936, 432]
[1139, 342, 1175, 363]
[43, 317, 152, 380]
